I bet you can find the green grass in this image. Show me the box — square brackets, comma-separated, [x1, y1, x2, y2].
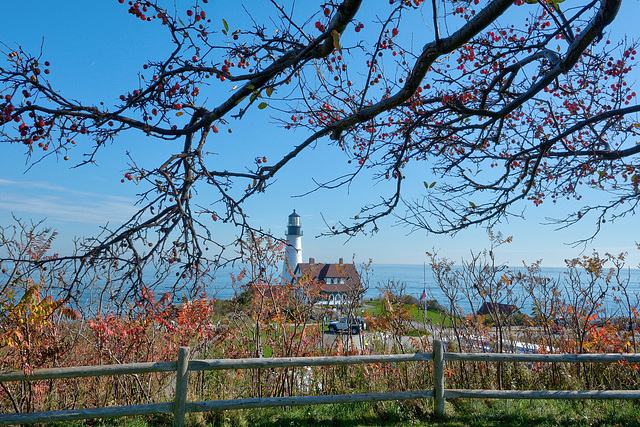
[48, 416, 172, 427]
[364, 300, 454, 327]
[407, 305, 453, 327]
[47, 399, 640, 426]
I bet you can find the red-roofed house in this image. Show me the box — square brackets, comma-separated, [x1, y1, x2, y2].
[294, 257, 364, 306]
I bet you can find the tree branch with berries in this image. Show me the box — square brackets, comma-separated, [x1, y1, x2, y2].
[0, 0, 636, 303]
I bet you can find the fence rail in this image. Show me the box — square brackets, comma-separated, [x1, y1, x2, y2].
[2, 340, 640, 426]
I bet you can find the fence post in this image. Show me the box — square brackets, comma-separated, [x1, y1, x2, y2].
[173, 346, 191, 427]
[433, 340, 445, 417]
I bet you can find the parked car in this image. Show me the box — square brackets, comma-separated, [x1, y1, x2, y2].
[328, 317, 366, 334]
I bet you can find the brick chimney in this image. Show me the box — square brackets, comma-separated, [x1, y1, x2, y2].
[339, 257, 343, 265]
[309, 257, 315, 264]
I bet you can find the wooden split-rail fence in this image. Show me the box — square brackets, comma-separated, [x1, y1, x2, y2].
[2, 340, 640, 426]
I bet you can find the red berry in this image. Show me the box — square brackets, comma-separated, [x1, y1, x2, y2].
[324, 8, 330, 16]
[186, 9, 193, 16]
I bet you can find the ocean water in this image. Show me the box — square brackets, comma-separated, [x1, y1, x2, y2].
[205, 263, 640, 316]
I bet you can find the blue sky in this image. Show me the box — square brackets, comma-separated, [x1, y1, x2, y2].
[1, 1, 639, 269]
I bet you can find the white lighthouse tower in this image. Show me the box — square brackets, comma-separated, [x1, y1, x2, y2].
[283, 210, 303, 281]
